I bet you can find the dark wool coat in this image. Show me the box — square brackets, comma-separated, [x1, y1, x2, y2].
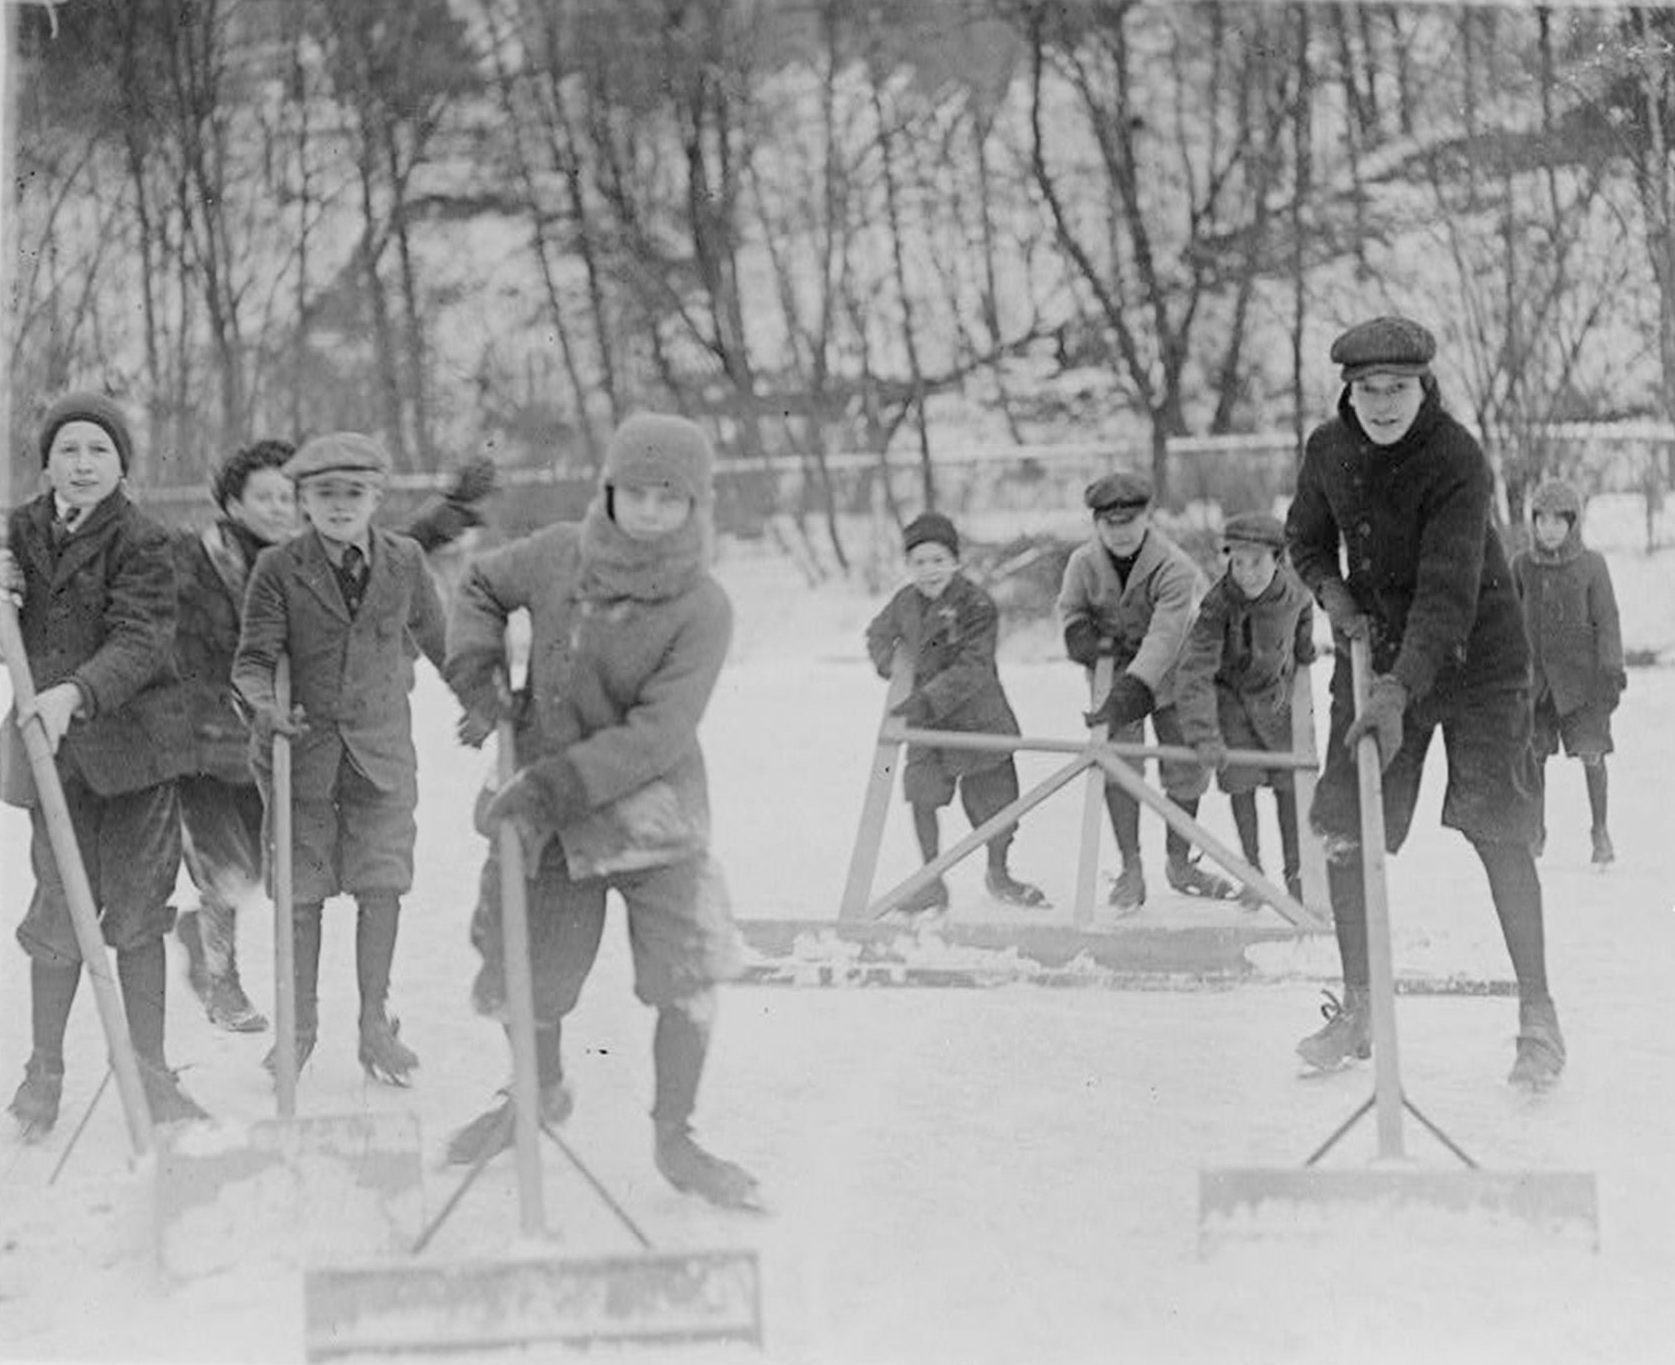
[445, 523, 731, 871]
[1174, 565, 1316, 756]
[232, 527, 446, 801]
[1, 490, 191, 806]
[1511, 529, 1623, 715]
[865, 574, 1019, 777]
[1287, 385, 1529, 701]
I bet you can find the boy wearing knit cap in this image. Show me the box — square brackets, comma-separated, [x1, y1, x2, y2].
[0, 391, 209, 1135]
[441, 413, 760, 1212]
[1173, 513, 1316, 911]
[863, 511, 1047, 916]
[1287, 315, 1564, 1090]
[1511, 478, 1625, 866]
[232, 431, 448, 1086]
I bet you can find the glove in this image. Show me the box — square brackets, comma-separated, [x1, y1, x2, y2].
[1343, 675, 1407, 771]
[1064, 620, 1109, 668]
[1193, 737, 1230, 773]
[1084, 673, 1154, 730]
[445, 454, 499, 507]
[478, 756, 590, 833]
[455, 667, 514, 748]
[891, 693, 934, 727]
[1317, 580, 1370, 642]
[1600, 670, 1626, 710]
[252, 703, 308, 745]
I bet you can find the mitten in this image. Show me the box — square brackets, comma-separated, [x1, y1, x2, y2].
[1084, 673, 1155, 730]
[1317, 580, 1370, 642]
[455, 666, 513, 748]
[891, 692, 934, 727]
[1600, 670, 1627, 710]
[1343, 675, 1408, 771]
[446, 454, 499, 507]
[1193, 737, 1230, 772]
[1063, 620, 1107, 668]
[480, 755, 591, 832]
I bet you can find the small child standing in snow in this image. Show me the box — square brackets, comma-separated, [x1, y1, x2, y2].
[0, 391, 209, 1135]
[1512, 478, 1625, 865]
[864, 512, 1046, 917]
[1173, 513, 1316, 909]
[232, 433, 448, 1085]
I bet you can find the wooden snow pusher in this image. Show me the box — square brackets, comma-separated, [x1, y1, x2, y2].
[1198, 639, 1599, 1252]
[301, 710, 762, 1359]
[154, 658, 424, 1277]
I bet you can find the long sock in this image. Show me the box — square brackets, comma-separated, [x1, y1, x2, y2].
[1327, 856, 1370, 989]
[651, 999, 712, 1131]
[356, 893, 401, 1025]
[499, 1020, 564, 1087]
[1230, 791, 1261, 866]
[1474, 839, 1550, 1002]
[117, 941, 167, 1066]
[30, 962, 81, 1069]
[910, 804, 940, 864]
[292, 901, 324, 1037]
[1165, 796, 1199, 863]
[1275, 789, 1301, 879]
[1584, 758, 1609, 834]
[1104, 787, 1140, 865]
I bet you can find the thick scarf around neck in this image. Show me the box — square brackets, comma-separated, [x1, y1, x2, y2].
[576, 493, 710, 604]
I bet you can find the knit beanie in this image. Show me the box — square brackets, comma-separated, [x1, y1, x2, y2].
[39, 391, 134, 473]
[603, 414, 715, 503]
[903, 512, 960, 557]
[1529, 478, 1582, 524]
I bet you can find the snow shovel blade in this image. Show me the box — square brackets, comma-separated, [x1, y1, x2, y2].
[1197, 1166, 1599, 1253]
[302, 1247, 763, 1359]
[155, 1112, 424, 1278]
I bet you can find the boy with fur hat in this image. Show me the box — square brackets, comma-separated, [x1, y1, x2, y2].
[1287, 314, 1563, 1090]
[1062, 470, 1233, 910]
[1512, 478, 1625, 866]
[0, 391, 209, 1135]
[1173, 512, 1316, 910]
[232, 432, 448, 1086]
[863, 511, 1046, 916]
[440, 413, 759, 1211]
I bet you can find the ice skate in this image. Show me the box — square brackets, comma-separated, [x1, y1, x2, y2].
[1295, 986, 1372, 1072]
[1166, 853, 1236, 900]
[8, 1055, 64, 1141]
[206, 968, 268, 1034]
[985, 868, 1047, 908]
[139, 1059, 210, 1125]
[442, 1081, 575, 1167]
[1508, 997, 1566, 1092]
[359, 1013, 419, 1086]
[1590, 827, 1615, 868]
[654, 1122, 765, 1212]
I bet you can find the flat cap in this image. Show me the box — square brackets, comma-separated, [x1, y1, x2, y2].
[1221, 511, 1287, 551]
[285, 432, 392, 482]
[1330, 315, 1436, 383]
[1084, 470, 1153, 517]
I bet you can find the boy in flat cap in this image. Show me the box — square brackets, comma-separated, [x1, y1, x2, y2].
[441, 414, 760, 1211]
[1060, 471, 1233, 909]
[1286, 315, 1564, 1090]
[1511, 478, 1625, 866]
[864, 511, 1047, 915]
[233, 431, 448, 1086]
[1, 391, 209, 1135]
[1173, 513, 1315, 911]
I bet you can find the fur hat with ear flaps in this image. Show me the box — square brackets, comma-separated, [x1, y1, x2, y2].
[602, 414, 716, 504]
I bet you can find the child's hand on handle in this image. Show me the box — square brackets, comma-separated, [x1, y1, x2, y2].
[1317, 580, 1370, 642]
[1193, 736, 1230, 772]
[1344, 674, 1407, 770]
[253, 703, 309, 744]
[456, 666, 513, 748]
[1083, 672, 1153, 731]
[17, 681, 83, 753]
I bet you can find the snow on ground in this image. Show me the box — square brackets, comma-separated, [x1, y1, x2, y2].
[2, 527, 1674, 1365]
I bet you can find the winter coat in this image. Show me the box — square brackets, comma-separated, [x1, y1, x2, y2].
[1174, 565, 1316, 754]
[865, 574, 1019, 777]
[1511, 529, 1623, 716]
[1056, 526, 1205, 707]
[1287, 383, 1529, 700]
[1, 490, 191, 806]
[232, 527, 447, 802]
[445, 519, 730, 874]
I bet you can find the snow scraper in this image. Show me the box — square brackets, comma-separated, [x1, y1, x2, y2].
[1198, 639, 1598, 1252]
[154, 658, 424, 1277]
[300, 713, 762, 1359]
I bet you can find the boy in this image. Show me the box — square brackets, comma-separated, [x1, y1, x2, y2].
[441, 413, 759, 1211]
[1063, 470, 1231, 910]
[1, 390, 208, 1135]
[1173, 512, 1316, 910]
[1512, 478, 1625, 865]
[864, 511, 1046, 916]
[1287, 314, 1562, 1090]
[232, 432, 447, 1085]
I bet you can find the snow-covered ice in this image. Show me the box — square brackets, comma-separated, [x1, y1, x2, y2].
[2, 514, 1673, 1365]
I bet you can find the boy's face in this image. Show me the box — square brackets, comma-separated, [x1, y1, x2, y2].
[613, 481, 693, 540]
[298, 474, 381, 544]
[906, 541, 958, 597]
[1532, 510, 1571, 552]
[1348, 373, 1424, 446]
[46, 420, 123, 511]
[1224, 542, 1278, 598]
[228, 466, 297, 545]
[1095, 507, 1149, 557]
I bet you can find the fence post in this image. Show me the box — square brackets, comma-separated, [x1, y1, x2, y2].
[838, 650, 912, 922]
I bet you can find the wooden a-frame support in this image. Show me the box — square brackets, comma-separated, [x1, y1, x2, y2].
[839, 653, 1331, 932]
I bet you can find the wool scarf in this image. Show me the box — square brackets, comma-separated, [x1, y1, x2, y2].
[575, 494, 710, 605]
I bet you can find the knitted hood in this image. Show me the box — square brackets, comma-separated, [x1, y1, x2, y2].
[1527, 479, 1584, 563]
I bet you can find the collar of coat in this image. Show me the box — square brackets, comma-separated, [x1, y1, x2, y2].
[21, 486, 132, 585]
[281, 525, 399, 623]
